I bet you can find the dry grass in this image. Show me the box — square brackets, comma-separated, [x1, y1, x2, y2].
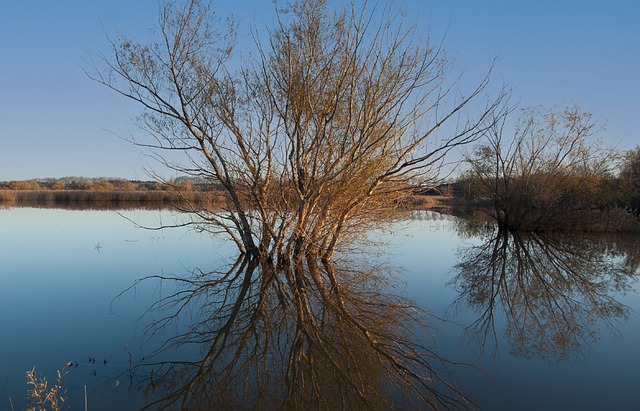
[24, 364, 69, 411]
[406, 194, 449, 209]
[0, 190, 16, 203]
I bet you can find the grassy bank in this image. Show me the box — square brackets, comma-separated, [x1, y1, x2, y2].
[1, 187, 453, 211]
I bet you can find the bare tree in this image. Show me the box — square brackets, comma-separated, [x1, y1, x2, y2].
[90, 0, 502, 263]
[461, 106, 633, 231]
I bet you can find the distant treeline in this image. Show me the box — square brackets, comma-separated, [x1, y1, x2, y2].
[0, 177, 224, 210]
[0, 176, 216, 192]
[0, 176, 453, 211]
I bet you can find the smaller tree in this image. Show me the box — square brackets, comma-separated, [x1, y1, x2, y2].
[121, 180, 137, 191]
[95, 179, 115, 191]
[51, 181, 66, 190]
[27, 180, 41, 190]
[463, 106, 632, 231]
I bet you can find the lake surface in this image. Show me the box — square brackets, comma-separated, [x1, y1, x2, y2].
[1, 208, 639, 410]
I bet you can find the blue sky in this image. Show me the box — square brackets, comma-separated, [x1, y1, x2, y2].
[0, 1, 638, 181]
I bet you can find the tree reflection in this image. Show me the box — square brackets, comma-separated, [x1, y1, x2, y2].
[451, 228, 639, 361]
[122, 256, 474, 410]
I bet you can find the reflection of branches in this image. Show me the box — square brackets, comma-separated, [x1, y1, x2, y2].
[451, 229, 638, 362]
[123, 257, 476, 410]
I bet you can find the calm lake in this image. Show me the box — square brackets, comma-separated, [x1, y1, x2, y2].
[1, 207, 639, 410]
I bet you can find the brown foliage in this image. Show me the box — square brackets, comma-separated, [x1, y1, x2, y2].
[90, 0, 503, 261]
[463, 106, 637, 231]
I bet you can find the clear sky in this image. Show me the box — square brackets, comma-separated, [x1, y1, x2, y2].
[0, 1, 638, 181]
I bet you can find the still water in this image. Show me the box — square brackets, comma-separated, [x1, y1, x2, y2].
[1, 208, 638, 410]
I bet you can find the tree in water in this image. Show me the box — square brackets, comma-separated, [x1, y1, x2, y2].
[91, 0, 502, 263]
[96, 3, 505, 407]
[461, 106, 637, 232]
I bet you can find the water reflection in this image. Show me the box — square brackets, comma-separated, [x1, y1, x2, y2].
[451, 228, 640, 362]
[122, 256, 473, 410]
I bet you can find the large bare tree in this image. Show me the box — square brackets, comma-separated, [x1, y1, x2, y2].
[91, 0, 501, 262]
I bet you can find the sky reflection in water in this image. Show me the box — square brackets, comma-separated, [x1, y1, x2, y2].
[1, 208, 639, 410]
